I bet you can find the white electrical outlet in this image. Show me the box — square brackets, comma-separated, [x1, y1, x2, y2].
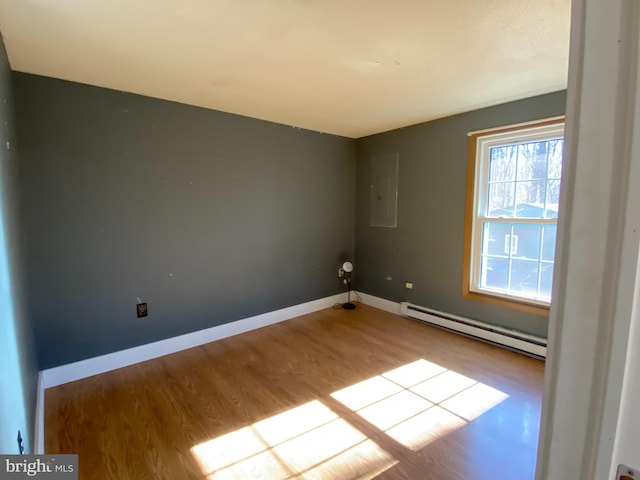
[338, 269, 344, 277]
[618, 465, 640, 480]
[405, 282, 413, 289]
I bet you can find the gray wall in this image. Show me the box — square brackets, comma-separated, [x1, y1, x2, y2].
[0, 38, 37, 453]
[13, 73, 355, 369]
[12, 68, 563, 371]
[355, 91, 566, 337]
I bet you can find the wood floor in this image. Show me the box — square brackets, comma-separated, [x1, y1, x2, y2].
[45, 304, 544, 480]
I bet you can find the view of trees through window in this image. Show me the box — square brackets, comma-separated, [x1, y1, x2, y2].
[487, 139, 563, 218]
[479, 135, 564, 303]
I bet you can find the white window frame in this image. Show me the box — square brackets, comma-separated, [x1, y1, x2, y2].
[466, 118, 565, 309]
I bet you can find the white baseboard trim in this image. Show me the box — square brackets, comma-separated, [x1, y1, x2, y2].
[355, 291, 402, 315]
[41, 293, 346, 389]
[34, 371, 44, 454]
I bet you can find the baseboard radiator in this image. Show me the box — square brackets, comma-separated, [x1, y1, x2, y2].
[399, 302, 547, 358]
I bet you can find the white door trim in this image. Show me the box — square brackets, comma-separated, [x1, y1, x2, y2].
[536, 0, 640, 478]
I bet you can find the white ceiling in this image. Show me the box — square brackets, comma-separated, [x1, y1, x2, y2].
[0, 0, 570, 138]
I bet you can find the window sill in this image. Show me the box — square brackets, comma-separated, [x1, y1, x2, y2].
[462, 289, 550, 316]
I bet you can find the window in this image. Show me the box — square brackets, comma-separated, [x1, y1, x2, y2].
[463, 118, 564, 314]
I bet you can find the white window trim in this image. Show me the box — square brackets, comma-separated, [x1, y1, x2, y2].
[468, 121, 565, 307]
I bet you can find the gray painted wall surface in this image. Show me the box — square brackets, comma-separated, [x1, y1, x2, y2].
[14, 73, 355, 369]
[0, 38, 37, 453]
[355, 91, 567, 338]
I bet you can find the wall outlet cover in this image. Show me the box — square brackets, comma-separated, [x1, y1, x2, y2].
[617, 464, 640, 480]
[136, 303, 148, 318]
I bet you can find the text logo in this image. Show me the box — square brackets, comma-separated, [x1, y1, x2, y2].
[0, 455, 77, 479]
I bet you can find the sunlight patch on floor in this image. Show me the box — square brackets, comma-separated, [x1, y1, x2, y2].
[382, 359, 448, 388]
[385, 406, 466, 451]
[191, 359, 509, 478]
[191, 400, 397, 479]
[329, 375, 404, 411]
[331, 359, 509, 451]
[356, 390, 433, 431]
[440, 383, 509, 421]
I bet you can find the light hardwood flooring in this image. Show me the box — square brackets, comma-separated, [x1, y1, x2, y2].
[45, 304, 544, 479]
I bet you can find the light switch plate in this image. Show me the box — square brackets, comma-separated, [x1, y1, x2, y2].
[617, 464, 640, 480]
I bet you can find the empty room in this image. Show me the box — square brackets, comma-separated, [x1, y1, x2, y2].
[2, 1, 640, 479]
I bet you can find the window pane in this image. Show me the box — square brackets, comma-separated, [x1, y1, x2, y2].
[547, 139, 563, 180]
[516, 142, 549, 181]
[487, 182, 515, 217]
[480, 256, 509, 291]
[478, 222, 555, 302]
[481, 222, 511, 256]
[545, 179, 561, 218]
[489, 145, 517, 182]
[539, 263, 554, 300]
[542, 225, 557, 261]
[479, 222, 557, 301]
[510, 259, 539, 297]
[512, 224, 541, 260]
[515, 181, 546, 217]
